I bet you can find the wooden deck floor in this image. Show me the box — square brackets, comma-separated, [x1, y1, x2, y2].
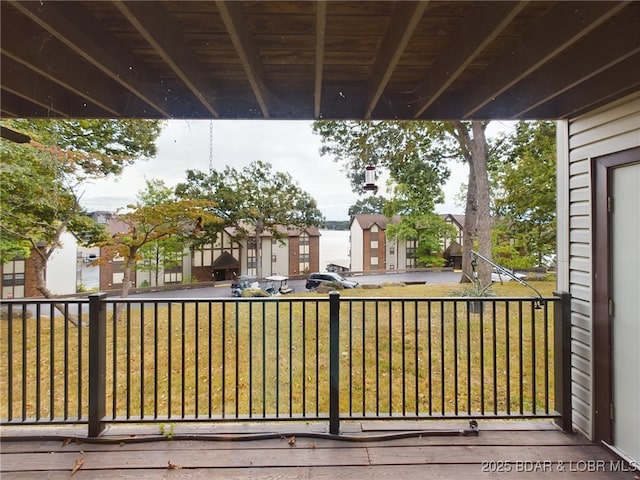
[1, 421, 637, 479]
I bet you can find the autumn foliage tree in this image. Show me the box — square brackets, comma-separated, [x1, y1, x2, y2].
[101, 189, 220, 298]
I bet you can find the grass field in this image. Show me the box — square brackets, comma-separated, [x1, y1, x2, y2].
[1, 279, 558, 422]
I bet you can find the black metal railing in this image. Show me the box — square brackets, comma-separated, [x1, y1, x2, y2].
[0, 292, 572, 436]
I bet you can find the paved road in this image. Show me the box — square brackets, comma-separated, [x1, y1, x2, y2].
[121, 271, 462, 299]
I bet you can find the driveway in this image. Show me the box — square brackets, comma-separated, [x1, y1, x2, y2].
[123, 271, 462, 299]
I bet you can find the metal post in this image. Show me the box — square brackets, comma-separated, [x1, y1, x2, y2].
[329, 291, 340, 435]
[88, 292, 107, 437]
[553, 291, 572, 432]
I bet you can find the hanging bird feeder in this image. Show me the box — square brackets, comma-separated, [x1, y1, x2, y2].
[363, 165, 378, 193]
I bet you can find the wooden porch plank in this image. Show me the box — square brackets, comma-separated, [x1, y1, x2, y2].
[3, 464, 637, 480]
[0, 445, 371, 471]
[367, 444, 624, 465]
[0, 430, 594, 454]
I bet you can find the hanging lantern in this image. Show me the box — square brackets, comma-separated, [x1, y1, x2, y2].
[363, 165, 378, 193]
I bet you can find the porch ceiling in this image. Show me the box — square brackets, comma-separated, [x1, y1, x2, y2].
[1, 1, 638, 121]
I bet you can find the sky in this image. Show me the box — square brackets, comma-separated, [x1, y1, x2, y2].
[79, 120, 514, 221]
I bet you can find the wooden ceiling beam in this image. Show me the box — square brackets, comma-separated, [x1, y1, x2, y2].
[1, 12, 124, 116]
[364, 1, 428, 119]
[526, 53, 640, 119]
[314, 1, 327, 118]
[215, 0, 271, 118]
[411, 1, 528, 118]
[6, 0, 171, 117]
[454, 1, 630, 119]
[113, 0, 220, 118]
[476, 9, 640, 119]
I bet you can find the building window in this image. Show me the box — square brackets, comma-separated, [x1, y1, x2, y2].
[272, 254, 277, 263]
[371, 240, 378, 249]
[406, 239, 417, 268]
[2, 272, 24, 286]
[299, 232, 310, 272]
[371, 225, 378, 233]
[371, 256, 378, 265]
[390, 245, 395, 255]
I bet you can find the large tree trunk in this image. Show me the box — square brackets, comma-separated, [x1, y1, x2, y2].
[470, 122, 492, 288]
[461, 156, 477, 283]
[455, 121, 492, 287]
[33, 246, 80, 326]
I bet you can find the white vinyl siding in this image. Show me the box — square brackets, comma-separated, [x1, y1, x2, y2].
[559, 91, 640, 439]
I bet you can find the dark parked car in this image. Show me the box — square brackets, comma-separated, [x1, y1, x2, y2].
[305, 272, 359, 290]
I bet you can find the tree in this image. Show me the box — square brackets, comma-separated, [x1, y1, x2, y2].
[175, 160, 324, 278]
[312, 120, 496, 285]
[493, 121, 556, 266]
[1, 119, 162, 299]
[101, 196, 220, 298]
[348, 196, 388, 216]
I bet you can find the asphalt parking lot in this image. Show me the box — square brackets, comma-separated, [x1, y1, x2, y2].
[123, 270, 462, 300]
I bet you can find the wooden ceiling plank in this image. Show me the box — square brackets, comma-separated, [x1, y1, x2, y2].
[7, 0, 171, 117]
[458, 0, 630, 118]
[0, 11, 124, 116]
[478, 10, 640, 119]
[314, 1, 327, 118]
[113, 0, 220, 118]
[526, 53, 640, 119]
[0, 90, 57, 118]
[215, 0, 271, 118]
[364, 1, 429, 119]
[411, 1, 529, 118]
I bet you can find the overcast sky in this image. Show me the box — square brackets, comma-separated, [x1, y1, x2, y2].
[79, 120, 514, 221]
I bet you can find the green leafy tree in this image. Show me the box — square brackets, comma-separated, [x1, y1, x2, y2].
[1, 119, 161, 300]
[493, 121, 556, 266]
[312, 120, 496, 285]
[348, 196, 388, 216]
[175, 160, 324, 278]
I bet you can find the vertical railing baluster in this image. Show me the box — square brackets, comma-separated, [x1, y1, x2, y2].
[466, 302, 471, 415]
[36, 305, 41, 421]
[427, 301, 432, 415]
[275, 301, 280, 418]
[21, 306, 27, 421]
[479, 302, 485, 415]
[195, 302, 200, 418]
[6, 305, 13, 422]
[329, 291, 340, 435]
[543, 301, 549, 414]
[361, 301, 366, 415]
[414, 300, 419, 416]
[440, 300, 445, 415]
[505, 301, 511, 415]
[248, 301, 253, 418]
[167, 302, 173, 418]
[401, 301, 406, 416]
[518, 301, 524, 414]
[140, 303, 145, 419]
[181, 302, 186, 419]
[531, 301, 536, 415]
[289, 303, 293, 416]
[49, 305, 55, 421]
[153, 303, 158, 419]
[492, 301, 498, 415]
[453, 301, 458, 415]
